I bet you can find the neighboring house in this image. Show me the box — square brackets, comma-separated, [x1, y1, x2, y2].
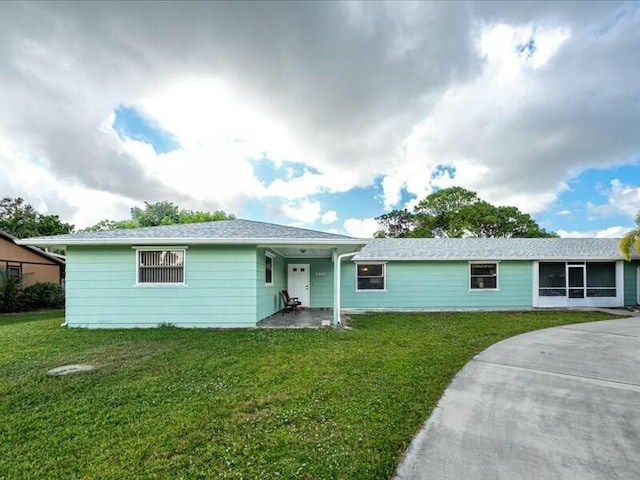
[18, 220, 640, 328]
[0, 230, 65, 287]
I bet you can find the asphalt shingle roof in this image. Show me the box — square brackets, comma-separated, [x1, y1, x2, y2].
[353, 237, 638, 261]
[18, 220, 638, 261]
[19, 219, 362, 246]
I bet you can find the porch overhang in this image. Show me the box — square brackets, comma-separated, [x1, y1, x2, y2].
[261, 242, 364, 259]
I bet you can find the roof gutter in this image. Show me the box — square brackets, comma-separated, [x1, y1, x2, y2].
[353, 256, 631, 261]
[17, 238, 368, 248]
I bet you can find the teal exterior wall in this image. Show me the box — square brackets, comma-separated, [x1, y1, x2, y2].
[623, 261, 639, 306]
[66, 245, 258, 328]
[309, 258, 334, 308]
[256, 249, 287, 321]
[340, 260, 533, 310]
[65, 243, 638, 329]
[285, 257, 335, 308]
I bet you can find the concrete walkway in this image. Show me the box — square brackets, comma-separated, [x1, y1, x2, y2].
[395, 316, 640, 480]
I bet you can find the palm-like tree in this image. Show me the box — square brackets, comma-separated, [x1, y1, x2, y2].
[619, 211, 640, 260]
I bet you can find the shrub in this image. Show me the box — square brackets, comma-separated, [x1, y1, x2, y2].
[0, 278, 25, 313]
[0, 280, 64, 313]
[21, 283, 65, 310]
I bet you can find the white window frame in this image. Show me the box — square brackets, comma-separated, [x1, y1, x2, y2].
[134, 246, 187, 286]
[469, 261, 499, 291]
[356, 262, 386, 292]
[265, 252, 274, 286]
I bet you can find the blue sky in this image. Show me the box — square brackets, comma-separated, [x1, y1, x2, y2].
[112, 106, 181, 155]
[0, 2, 639, 237]
[538, 164, 640, 235]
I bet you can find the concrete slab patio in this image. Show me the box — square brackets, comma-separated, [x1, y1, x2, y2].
[395, 316, 640, 480]
[257, 308, 347, 328]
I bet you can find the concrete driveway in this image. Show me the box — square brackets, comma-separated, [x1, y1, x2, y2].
[395, 316, 640, 480]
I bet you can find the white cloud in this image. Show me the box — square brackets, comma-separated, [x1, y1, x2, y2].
[380, 175, 405, 210]
[557, 226, 632, 238]
[343, 218, 379, 238]
[477, 23, 570, 83]
[382, 22, 576, 213]
[587, 179, 640, 218]
[0, 135, 136, 228]
[139, 78, 307, 166]
[379, 10, 639, 217]
[281, 200, 322, 224]
[321, 210, 338, 224]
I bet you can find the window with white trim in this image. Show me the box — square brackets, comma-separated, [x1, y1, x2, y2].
[357, 263, 385, 291]
[470, 263, 498, 290]
[137, 249, 185, 284]
[265, 253, 273, 285]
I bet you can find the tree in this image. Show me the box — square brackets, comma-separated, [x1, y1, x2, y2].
[85, 201, 235, 231]
[619, 211, 640, 261]
[0, 197, 74, 238]
[131, 201, 181, 227]
[461, 203, 557, 238]
[83, 218, 140, 232]
[374, 209, 415, 238]
[375, 187, 557, 238]
[178, 209, 235, 224]
[413, 187, 480, 238]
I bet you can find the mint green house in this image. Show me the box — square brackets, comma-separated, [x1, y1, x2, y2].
[346, 238, 640, 312]
[19, 220, 365, 328]
[20, 220, 639, 328]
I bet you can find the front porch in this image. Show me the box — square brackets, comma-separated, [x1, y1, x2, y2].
[260, 241, 364, 327]
[257, 308, 349, 328]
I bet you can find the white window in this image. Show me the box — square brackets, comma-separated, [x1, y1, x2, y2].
[357, 263, 385, 291]
[265, 253, 274, 285]
[470, 263, 498, 290]
[136, 249, 185, 284]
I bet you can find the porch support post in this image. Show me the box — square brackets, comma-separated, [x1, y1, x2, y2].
[333, 250, 357, 327]
[333, 249, 339, 326]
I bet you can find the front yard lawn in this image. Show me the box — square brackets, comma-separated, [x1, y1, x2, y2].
[0, 310, 621, 479]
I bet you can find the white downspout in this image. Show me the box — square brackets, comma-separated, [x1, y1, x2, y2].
[333, 251, 358, 327]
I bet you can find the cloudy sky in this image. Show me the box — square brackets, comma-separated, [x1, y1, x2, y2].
[1, 1, 639, 237]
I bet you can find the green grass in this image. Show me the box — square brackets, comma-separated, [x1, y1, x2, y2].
[0, 309, 621, 479]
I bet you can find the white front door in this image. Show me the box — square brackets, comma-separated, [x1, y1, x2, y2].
[288, 264, 310, 307]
